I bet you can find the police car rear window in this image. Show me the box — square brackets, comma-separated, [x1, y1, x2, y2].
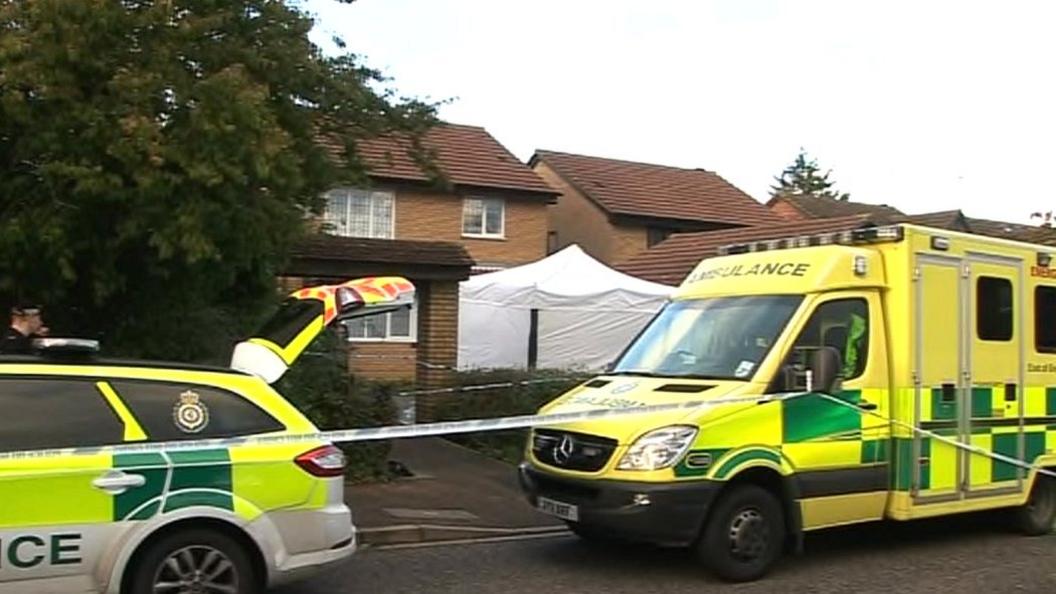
[111, 380, 284, 441]
[0, 378, 124, 452]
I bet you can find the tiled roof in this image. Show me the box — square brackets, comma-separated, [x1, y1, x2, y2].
[291, 235, 474, 268]
[965, 217, 1056, 246]
[618, 215, 877, 285]
[769, 194, 905, 220]
[321, 124, 556, 196]
[903, 210, 969, 230]
[531, 150, 774, 225]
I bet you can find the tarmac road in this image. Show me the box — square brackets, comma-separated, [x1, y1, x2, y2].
[278, 512, 1056, 594]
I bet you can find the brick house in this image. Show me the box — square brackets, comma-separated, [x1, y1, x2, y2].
[767, 194, 906, 221]
[530, 150, 775, 266]
[283, 124, 557, 384]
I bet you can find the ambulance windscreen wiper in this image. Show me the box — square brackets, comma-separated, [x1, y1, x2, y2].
[608, 370, 666, 378]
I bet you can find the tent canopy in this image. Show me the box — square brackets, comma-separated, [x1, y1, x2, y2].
[460, 244, 672, 311]
[458, 245, 674, 370]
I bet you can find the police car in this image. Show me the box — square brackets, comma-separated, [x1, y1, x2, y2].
[0, 277, 415, 594]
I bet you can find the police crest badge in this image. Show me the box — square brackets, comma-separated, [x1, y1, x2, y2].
[173, 390, 209, 433]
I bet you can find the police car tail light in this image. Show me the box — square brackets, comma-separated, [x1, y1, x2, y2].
[295, 445, 347, 477]
[616, 425, 698, 471]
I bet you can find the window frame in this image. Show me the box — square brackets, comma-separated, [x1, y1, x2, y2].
[1034, 285, 1056, 353]
[345, 298, 418, 343]
[976, 276, 1014, 342]
[323, 188, 395, 239]
[462, 197, 506, 239]
[781, 296, 871, 385]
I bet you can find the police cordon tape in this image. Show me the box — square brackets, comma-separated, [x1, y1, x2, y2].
[1, 389, 1054, 481]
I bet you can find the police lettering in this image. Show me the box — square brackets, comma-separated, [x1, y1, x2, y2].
[687, 262, 811, 283]
[0, 533, 81, 570]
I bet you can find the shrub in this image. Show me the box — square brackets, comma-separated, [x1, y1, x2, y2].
[430, 368, 589, 464]
[276, 329, 409, 483]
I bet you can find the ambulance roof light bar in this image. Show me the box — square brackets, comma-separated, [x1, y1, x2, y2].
[717, 224, 904, 256]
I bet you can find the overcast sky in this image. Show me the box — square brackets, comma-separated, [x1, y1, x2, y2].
[304, 0, 1056, 224]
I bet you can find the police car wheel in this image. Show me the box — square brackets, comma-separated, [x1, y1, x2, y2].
[697, 484, 785, 583]
[1013, 474, 1056, 536]
[127, 528, 257, 594]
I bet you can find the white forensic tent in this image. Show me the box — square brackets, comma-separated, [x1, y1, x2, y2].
[457, 245, 674, 370]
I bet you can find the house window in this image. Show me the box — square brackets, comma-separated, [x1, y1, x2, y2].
[647, 228, 672, 247]
[345, 300, 416, 342]
[324, 189, 394, 239]
[462, 197, 504, 238]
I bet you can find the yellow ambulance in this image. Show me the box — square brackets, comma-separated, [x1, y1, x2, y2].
[519, 224, 1056, 582]
[0, 277, 414, 594]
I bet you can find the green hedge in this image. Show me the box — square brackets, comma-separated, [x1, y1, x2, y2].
[276, 330, 410, 483]
[430, 369, 588, 464]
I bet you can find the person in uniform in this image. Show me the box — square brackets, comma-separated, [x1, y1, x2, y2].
[0, 303, 49, 354]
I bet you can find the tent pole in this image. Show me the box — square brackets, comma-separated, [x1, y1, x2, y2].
[528, 308, 539, 369]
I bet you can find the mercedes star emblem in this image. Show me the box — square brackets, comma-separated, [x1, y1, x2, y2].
[553, 435, 575, 464]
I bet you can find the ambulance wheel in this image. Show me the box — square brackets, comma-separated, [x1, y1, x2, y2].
[1013, 474, 1056, 536]
[127, 528, 258, 594]
[697, 484, 785, 583]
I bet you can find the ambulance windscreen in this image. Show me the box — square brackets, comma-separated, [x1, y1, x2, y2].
[612, 295, 802, 382]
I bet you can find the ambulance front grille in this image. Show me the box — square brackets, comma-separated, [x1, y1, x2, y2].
[532, 429, 617, 472]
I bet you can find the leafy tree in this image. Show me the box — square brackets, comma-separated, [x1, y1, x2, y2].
[770, 149, 851, 201]
[0, 0, 436, 362]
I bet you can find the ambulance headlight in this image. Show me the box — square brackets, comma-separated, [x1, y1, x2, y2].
[616, 426, 698, 471]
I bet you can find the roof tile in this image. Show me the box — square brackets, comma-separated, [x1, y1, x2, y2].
[769, 195, 905, 220]
[291, 234, 474, 268]
[618, 215, 876, 285]
[533, 150, 774, 225]
[320, 124, 556, 196]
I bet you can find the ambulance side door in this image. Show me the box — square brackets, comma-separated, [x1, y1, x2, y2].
[0, 377, 131, 590]
[778, 291, 891, 529]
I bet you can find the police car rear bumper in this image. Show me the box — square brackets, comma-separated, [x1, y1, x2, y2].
[519, 463, 721, 547]
[267, 504, 356, 587]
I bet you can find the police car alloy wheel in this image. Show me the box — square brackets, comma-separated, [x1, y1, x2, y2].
[126, 529, 257, 594]
[697, 484, 785, 583]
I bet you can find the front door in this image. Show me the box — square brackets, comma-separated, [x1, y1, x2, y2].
[965, 254, 1025, 496]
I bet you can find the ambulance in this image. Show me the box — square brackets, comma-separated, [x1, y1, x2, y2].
[519, 224, 1056, 582]
[0, 277, 414, 594]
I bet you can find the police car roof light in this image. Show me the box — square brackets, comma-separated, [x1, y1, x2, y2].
[717, 224, 904, 256]
[32, 338, 100, 357]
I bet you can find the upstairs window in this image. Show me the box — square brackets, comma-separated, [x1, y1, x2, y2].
[324, 189, 394, 239]
[462, 197, 504, 238]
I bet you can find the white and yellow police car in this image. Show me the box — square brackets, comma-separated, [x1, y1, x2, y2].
[0, 277, 414, 594]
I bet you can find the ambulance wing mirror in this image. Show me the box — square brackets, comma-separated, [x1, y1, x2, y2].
[809, 347, 843, 395]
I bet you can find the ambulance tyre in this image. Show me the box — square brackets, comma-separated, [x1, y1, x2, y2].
[697, 484, 785, 583]
[1013, 473, 1056, 536]
[127, 528, 258, 594]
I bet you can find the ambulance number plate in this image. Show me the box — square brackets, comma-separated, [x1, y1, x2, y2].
[536, 496, 579, 521]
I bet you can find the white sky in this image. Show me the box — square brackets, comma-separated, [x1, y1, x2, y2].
[304, 0, 1056, 224]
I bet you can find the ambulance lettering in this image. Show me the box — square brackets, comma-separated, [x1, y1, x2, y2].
[686, 261, 810, 283]
[0, 533, 81, 570]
